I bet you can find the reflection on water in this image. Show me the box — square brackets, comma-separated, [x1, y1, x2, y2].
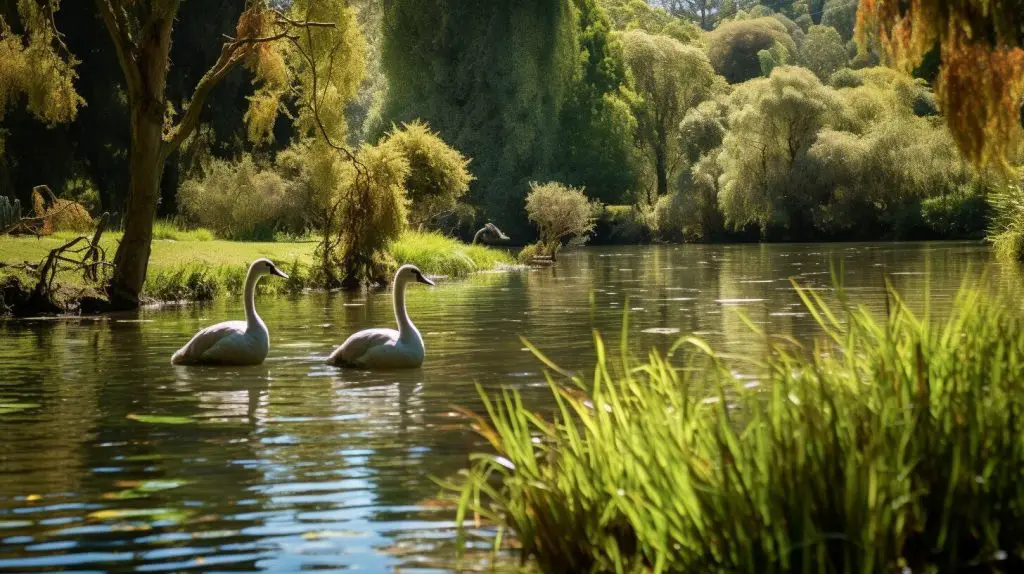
[0, 242, 1014, 571]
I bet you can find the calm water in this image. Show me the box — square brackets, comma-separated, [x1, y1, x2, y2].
[0, 242, 1012, 572]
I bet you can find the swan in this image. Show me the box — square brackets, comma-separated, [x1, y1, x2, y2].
[170, 258, 288, 366]
[473, 222, 509, 245]
[327, 264, 435, 369]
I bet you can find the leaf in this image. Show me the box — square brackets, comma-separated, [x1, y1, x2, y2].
[127, 414, 194, 425]
[0, 402, 40, 415]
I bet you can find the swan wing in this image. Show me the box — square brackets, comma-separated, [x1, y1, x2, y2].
[171, 321, 248, 365]
[328, 328, 399, 367]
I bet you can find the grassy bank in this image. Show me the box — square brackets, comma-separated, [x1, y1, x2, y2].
[0, 228, 513, 305]
[449, 282, 1024, 572]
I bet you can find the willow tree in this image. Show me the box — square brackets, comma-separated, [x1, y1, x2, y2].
[0, 1, 83, 193]
[85, 0, 364, 307]
[381, 1, 578, 237]
[718, 66, 844, 236]
[621, 29, 718, 202]
[856, 0, 1024, 170]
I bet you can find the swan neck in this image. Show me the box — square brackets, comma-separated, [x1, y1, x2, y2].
[244, 266, 263, 330]
[394, 277, 416, 340]
[473, 228, 484, 244]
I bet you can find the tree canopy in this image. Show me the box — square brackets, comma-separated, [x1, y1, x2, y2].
[707, 17, 797, 83]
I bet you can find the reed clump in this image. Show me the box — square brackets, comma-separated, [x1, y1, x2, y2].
[450, 281, 1024, 573]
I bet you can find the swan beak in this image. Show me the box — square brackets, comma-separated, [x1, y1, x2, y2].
[271, 266, 289, 279]
[417, 273, 435, 286]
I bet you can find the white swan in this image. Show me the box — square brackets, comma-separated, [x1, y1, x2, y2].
[170, 258, 288, 366]
[327, 264, 435, 369]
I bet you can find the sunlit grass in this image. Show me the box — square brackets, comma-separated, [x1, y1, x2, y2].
[988, 185, 1024, 261]
[447, 280, 1024, 572]
[391, 230, 515, 278]
[0, 226, 511, 302]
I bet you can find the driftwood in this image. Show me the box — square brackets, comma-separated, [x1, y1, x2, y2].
[5, 213, 112, 308]
[1, 186, 88, 237]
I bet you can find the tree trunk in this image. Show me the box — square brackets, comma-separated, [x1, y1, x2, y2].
[105, 9, 175, 309]
[108, 105, 164, 308]
[655, 145, 669, 201]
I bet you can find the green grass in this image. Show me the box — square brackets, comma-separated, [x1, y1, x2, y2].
[0, 227, 510, 303]
[391, 230, 515, 278]
[447, 280, 1024, 572]
[988, 185, 1024, 261]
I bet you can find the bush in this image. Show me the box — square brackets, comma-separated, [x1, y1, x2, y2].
[524, 181, 601, 255]
[450, 282, 1024, 572]
[177, 155, 299, 241]
[377, 120, 474, 228]
[829, 67, 862, 88]
[653, 192, 705, 242]
[593, 205, 648, 245]
[921, 191, 990, 238]
[799, 24, 847, 80]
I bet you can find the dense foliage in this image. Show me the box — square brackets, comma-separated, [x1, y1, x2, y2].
[2, 0, 1022, 296]
[376, 120, 473, 228]
[381, 0, 638, 237]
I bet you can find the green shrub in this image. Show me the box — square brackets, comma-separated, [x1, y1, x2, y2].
[594, 205, 648, 245]
[921, 191, 990, 238]
[525, 181, 601, 255]
[829, 67, 862, 88]
[449, 281, 1024, 572]
[377, 119, 474, 228]
[177, 155, 301, 241]
[653, 192, 706, 242]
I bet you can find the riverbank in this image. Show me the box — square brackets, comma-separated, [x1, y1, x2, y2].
[451, 280, 1024, 572]
[0, 230, 514, 315]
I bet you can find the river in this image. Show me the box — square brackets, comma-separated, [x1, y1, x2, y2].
[0, 242, 1011, 572]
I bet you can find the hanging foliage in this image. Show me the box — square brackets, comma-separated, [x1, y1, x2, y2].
[856, 0, 1024, 170]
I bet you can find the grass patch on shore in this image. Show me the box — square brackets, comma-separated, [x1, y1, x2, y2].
[392, 230, 514, 278]
[0, 228, 510, 304]
[448, 281, 1024, 572]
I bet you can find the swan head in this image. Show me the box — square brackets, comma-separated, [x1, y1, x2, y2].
[395, 264, 434, 287]
[250, 258, 289, 279]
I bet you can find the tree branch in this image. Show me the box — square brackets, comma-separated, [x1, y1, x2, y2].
[161, 11, 339, 159]
[95, 0, 142, 97]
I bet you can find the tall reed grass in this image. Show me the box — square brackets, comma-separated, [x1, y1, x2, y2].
[391, 230, 515, 278]
[448, 280, 1024, 572]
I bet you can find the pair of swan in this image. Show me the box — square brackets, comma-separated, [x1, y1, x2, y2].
[170, 259, 433, 369]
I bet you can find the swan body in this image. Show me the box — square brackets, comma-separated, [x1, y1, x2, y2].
[328, 264, 435, 369]
[171, 258, 288, 366]
[473, 222, 509, 245]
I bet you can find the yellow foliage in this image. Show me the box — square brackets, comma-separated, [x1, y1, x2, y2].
[31, 187, 91, 236]
[856, 0, 1024, 170]
[0, 0, 83, 149]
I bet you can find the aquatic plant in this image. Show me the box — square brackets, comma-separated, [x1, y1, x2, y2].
[449, 280, 1024, 572]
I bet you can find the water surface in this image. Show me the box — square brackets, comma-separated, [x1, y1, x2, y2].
[0, 242, 1011, 572]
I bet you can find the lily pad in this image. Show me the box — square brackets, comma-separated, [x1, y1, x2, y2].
[127, 414, 194, 425]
